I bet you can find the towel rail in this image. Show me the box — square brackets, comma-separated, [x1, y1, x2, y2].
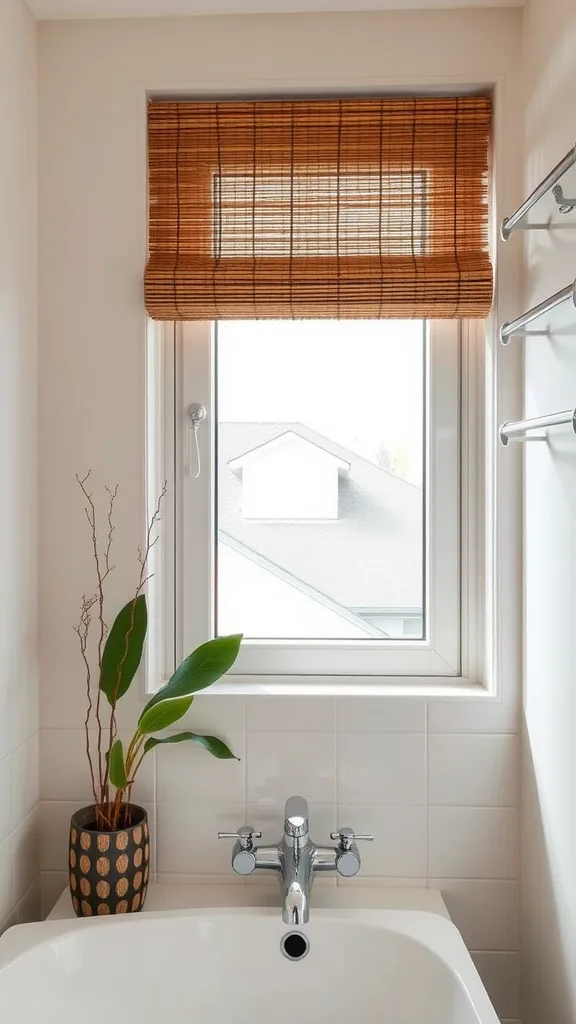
[499, 281, 576, 344]
[500, 408, 576, 446]
[501, 144, 576, 240]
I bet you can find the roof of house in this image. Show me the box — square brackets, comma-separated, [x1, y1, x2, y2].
[218, 422, 423, 610]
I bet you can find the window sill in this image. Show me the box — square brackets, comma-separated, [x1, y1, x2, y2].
[209, 677, 496, 698]
[145, 674, 495, 699]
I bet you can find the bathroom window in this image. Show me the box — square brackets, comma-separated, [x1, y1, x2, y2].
[144, 96, 490, 689]
[146, 314, 484, 686]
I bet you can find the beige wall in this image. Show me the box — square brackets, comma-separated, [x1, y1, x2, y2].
[521, 0, 576, 1022]
[38, 12, 523, 1016]
[0, 0, 40, 931]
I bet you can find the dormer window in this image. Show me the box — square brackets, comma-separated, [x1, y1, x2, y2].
[228, 430, 350, 520]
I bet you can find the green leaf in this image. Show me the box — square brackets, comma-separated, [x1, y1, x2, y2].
[142, 634, 242, 714]
[100, 595, 148, 706]
[138, 695, 194, 734]
[144, 732, 239, 759]
[108, 739, 128, 789]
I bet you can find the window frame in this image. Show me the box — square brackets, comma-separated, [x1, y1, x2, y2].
[146, 316, 486, 694]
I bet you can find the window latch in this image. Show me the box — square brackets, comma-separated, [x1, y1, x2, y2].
[187, 403, 207, 479]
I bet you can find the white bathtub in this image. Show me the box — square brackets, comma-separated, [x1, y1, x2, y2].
[0, 900, 499, 1023]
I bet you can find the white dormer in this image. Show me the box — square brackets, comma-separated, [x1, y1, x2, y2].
[228, 430, 350, 520]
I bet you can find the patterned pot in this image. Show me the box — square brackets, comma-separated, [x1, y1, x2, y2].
[69, 804, 150, 917]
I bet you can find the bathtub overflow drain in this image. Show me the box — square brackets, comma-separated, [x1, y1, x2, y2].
[281, 931, 310, 961]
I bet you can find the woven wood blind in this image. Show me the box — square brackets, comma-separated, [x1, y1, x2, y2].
[145, 96, 492, 320]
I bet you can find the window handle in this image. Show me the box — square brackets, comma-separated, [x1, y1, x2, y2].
[187, 403, 206, 478]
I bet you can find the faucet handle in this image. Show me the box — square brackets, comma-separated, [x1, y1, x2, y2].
[218, 826, 262, 850]
[330, 828, 374, 851]
[218, 826, 262, 876]
[331, 828, 374, 879]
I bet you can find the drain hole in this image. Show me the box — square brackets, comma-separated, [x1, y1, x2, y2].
[281, 931, 310, 960]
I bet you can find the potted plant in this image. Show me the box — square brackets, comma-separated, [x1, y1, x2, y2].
[70, 475, 241, 918]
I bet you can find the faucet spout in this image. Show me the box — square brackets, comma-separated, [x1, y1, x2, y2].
[283, 881, 309, 925]
[280, 797, 312, 925]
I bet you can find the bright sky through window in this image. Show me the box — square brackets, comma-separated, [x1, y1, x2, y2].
[217, 320, 423, 486]
[216, 320, 425, 641]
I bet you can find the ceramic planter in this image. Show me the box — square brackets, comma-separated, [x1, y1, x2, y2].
[69, 804, 150, 917]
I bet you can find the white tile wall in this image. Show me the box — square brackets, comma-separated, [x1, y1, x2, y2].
[433, 878, 519, 951]
[336, 697, 426, 733]
[40, 729, 155, 805]
[0, 737, 41, 934]
[428, 807, 519, 879]
[39, 692, 521, 1018]
[339, 804, 427, 877]
[338, 733, 426, 805]
[472, 953, 520, 1021]
[247, 732, 336, 806]
[0, 758, 14, 843]
[428, 734, 520, 807]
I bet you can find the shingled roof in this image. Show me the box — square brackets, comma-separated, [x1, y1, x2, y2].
[218, 422, 423, 612]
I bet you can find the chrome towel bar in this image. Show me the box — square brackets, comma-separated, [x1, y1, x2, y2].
[499, 280, 576, 344]
[501, 143, 576, 240]
[500, 408, 576, 446]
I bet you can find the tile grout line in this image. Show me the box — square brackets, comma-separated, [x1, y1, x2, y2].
[424, 701, 429, 885]
[0, 726, 40, 769]
[469, 949, 520, 956]
[15, 874, 41, 918]
[38, 797, 519, 811]
[152, 748, 158, 884]
[334, 698, 339, 885]
[243, 697, 248, 886]
[229, 729, 517, 738]
[38, 870, 519, 892]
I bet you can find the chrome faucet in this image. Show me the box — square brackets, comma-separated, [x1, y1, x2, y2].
[218, 796, 373, 925]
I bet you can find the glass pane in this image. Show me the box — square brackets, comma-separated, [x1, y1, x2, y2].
[215, 320, 425, 641]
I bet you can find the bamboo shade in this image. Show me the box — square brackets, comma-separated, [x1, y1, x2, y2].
[145, 96, 492, 320]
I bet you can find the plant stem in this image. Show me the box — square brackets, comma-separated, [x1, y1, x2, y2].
[76, 478, 166, 831]
[76, 473, 117, 802]
[103, 484, 166, 798]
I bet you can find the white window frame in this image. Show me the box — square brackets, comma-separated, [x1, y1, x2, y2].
[146, 316, 486, 695]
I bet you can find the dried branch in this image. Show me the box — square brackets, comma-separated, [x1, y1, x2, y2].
[74, 594, 99, 809]
[102, 481, 168, 809]
[104, 484, 118, 575]
[76, 472, 113, 663]
[76, 473, 121, 805]
[76, 475, 167, 830]
[137, 481, 167, 587]
[97, 484, 117, 802]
